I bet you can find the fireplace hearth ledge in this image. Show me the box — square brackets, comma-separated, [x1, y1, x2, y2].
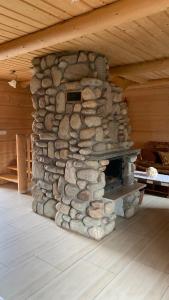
[88, 149, 140, 160]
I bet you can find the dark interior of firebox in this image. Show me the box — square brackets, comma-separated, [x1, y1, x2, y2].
[104, 158, 123, 192]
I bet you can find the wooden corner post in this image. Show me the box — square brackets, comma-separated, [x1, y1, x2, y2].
[16, 134, 27, 194]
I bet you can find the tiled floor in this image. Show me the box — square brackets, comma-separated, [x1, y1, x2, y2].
[0, 184, 169, 299]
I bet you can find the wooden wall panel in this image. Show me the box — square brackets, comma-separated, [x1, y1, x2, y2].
[0, 81, 32, 173]
[125, 86, 169, 148]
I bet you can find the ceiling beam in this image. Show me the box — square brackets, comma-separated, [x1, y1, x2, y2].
[127, 78, 169, 89]
[110, 57, 169, 80]
[0, 0, 169, 60]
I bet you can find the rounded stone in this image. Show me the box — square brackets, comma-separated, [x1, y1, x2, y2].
[65, 184, 79, 198]
[77, 169, 98, 183]
[77, 180, 87, 190]
[82, 87, 96, 100]
[93, 189, 104, 200]
[30, 76, 41, 94]
[60, 149, 69, 160]
[85, 116, 101, 127]
[78, 52, 88, 62]
[58, 115, 70, 140]
[70, 114, 82, 130]
[77, 190, 91, 201]
[64, 64, 90, 81]
[88, 52, 96, 62]
[44, 199, 56, 219]
[44, 113, 55, 130]
[55, 140, 68, 149]
[46, 54, 56, 67]
[74, 103, 82, 113]
[82, 101, 97, 109]
[41, 57, 47, 70]
[93, 143, 106, 152]
[51, 66, 62, 86]
[125, 207, 135, 218]
[88, 226, 105, 240]
[105, 202, 115, 215]
[80, 128, 96, 140]
[95, 56, 107, 80]
[71, 200, 88, 212]
[79, 148, 92, 155]
[39, 97, 45, 108]
[88, 207, 104, 219]
[56, 91, 66, 113]
[42, 77, 52, 89]
[70, 220, 88, 236]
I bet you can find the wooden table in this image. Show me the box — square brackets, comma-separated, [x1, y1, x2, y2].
[134, 171, 169, 198]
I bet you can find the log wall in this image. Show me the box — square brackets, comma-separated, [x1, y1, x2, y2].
[0, 80, 32, 173]
[125, 85, 169, 148]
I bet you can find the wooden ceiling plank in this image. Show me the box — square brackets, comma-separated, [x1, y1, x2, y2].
[82, 0, 117, 8]
[107, 27, 154, 61]
[24, 0, 71, 20]
[150, 10, 169, 35]
[136, 17, 169, 53]
[0, 23, 27, 35]
[113, 23, 158, 59]
[97, 30, 146, 61]
[0, 5, 47, 29]
[68, 34, 126, 65]
[0, 0, 60, 25]
[119, 21, 169, 58]
[139, 15, 169, 43]
[88, 32, 143, 64]
[44, 0, 91, 16]
[0, 0, 169, 60]
[0, 15, 37, 32]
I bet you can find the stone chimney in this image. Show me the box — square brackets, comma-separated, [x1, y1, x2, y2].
[30, 51, 143, 240]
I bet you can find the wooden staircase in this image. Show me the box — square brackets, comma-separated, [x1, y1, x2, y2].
[0, 134, 32, 193]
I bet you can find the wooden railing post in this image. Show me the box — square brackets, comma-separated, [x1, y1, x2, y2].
[16, 134, 27, 193]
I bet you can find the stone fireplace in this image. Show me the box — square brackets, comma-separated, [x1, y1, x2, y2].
[30, 51, 144, 240]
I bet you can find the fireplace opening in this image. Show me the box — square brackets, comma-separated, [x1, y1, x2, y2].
[104, 158, 123, 193]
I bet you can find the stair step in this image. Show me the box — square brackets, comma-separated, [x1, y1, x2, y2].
[0, 174, 18, 183]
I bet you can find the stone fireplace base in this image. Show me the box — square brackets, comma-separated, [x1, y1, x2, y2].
[30, 50, 145, 240]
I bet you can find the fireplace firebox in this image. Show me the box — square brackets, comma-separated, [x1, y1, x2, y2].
[105, 158, 123, 193]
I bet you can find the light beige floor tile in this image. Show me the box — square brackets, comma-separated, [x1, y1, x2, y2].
[0, 256, 60, 300]
[143, 194, 169, 210]
[7, 211, 47, 231]
[36, 233, 98, 271]
[95, 261, 169, 300]
[120, 208, 169, 238]
[0, 223, 64, 267]
[29, 260, 115, 300]
[0, 223, 25, 251]
[84, 230, 149, 275]
[0, 263, 8, 275]
[161, 286, 169, 300]
[135, 224, 169, 273]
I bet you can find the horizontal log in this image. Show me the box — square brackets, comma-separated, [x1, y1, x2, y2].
[0, 0, 169, 60]
[127, 78, 169, 89]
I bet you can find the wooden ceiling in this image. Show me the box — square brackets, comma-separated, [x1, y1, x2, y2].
[1, 0, 169, 86]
